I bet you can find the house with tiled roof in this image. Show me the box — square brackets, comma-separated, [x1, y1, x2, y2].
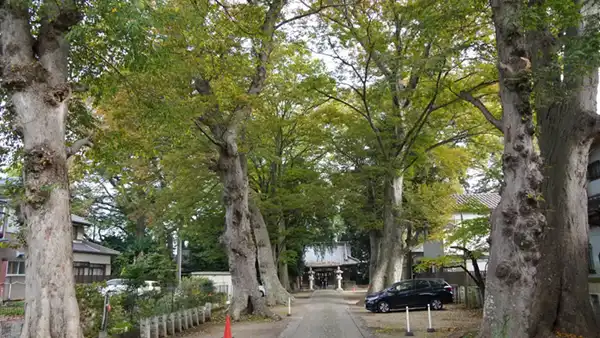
[0, 181, 120, 300]
[411, 192, 499, 276]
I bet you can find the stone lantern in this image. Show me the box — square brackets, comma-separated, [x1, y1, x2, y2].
[308, 267, 315, 290]
[335, 266, 343, 291]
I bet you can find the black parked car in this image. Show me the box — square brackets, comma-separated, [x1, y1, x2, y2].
[365, 278, 454, 313]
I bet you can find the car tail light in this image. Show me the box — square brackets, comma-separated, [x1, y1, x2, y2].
[444, 285, 453, 293]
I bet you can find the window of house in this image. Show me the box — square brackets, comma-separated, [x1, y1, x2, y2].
[74, 262, 107, 283]
[6, 261, 25, 276]
[588, 161, 600, 180]
[73, 262, 89, 283]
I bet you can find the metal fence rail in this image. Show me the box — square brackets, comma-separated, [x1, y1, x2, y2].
[0, 281, 25, 301]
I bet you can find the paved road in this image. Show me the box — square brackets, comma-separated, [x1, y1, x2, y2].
[278, 290, 371, 338]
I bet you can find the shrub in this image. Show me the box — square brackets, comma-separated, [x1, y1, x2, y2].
[76, 283, 106, 338]
[175, 277, 225, 309]
[74, 278, 224, 337]
[75, 283, 130, 338]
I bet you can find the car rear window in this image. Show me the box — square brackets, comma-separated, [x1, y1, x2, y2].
[429, 280, 446, 287]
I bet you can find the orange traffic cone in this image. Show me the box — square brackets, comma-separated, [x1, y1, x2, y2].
[223, 314, 232, 338]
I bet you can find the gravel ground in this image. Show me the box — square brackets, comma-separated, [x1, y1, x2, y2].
[346, 292, 481, 338]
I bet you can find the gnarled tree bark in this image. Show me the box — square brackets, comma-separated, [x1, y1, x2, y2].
[529, 1, 600, 334]
[0, 1, 83, 337]
[466, 1, 600, 336]
[249, 197, 292, 306]
[215, 149, 276, 320]
[193, 0, 285, 319]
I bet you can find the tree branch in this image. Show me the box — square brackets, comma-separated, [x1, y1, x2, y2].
[193, 76, 213, 96]
[66, 135, 93, 159]
[193, 118, 223, 148]
[326, 6, 391, 79]
[275, 1, 349, 29]
[0, 2, 37, 90]
[36, 0, 82, 87]
[248, 0, 284, 96]
[401, 129, 487, 173]
[432, 80, 497, 113]
[396, 66, 448, 160]
[450, 245, 486, 287]
[459, 92, 503, 132]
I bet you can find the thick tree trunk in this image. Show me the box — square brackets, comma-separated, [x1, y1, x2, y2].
[368, 229, 382, 283]
[249, 199, 291, 306]
[278, 255, 290, 291]
[166, 231, 175, 259]
[480, 1, 546, 336]
[276, 217, 290, 291]
[217, 146, 276, 320]
[528, 3, 600, 335]
[480, 1, 600, 336]
[1, 2, 84, 337]
[135, 215, 146, 240]
[532, 137, 599, 336]
[369, 175, 405, 293]
[192, 0, 283, 320]
[20, 106, 83, 338]
[402, 251, 412, 280]
[403, 224, 414, 280]
[531, 28, 600, 333]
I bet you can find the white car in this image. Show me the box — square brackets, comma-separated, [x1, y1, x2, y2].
[138, 280, 161, 294]
[259, 285, 266, 297]
[100, 279, 161, 295]
[100, 278, 129, 295]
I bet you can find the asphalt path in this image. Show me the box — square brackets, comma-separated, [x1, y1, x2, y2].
[278, 290, 372, 338]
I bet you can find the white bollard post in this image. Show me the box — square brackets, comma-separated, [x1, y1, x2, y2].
[287, 297, 291, 317]
[405, 306, 414, 336]
[427, 304, 435, 333]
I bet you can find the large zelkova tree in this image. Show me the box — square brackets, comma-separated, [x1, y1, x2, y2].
[162, 0, 345, 317]
[71, 0, 337, 317]
[245, 49, 338, 291]
[463, 0, 600, 336]
[329, 108, 492, 282]
[315, 0, 498, 292]
[0, 0, 96, 336]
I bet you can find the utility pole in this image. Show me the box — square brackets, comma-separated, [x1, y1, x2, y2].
[177, 233, 183, 284]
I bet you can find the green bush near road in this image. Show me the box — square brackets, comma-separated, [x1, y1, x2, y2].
[0, 278, 224, 338]
[75, 277, 224, 338]
[76, 282, 131, 338]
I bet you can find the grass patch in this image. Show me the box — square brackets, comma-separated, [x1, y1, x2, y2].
[0, 306, 24, 317]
